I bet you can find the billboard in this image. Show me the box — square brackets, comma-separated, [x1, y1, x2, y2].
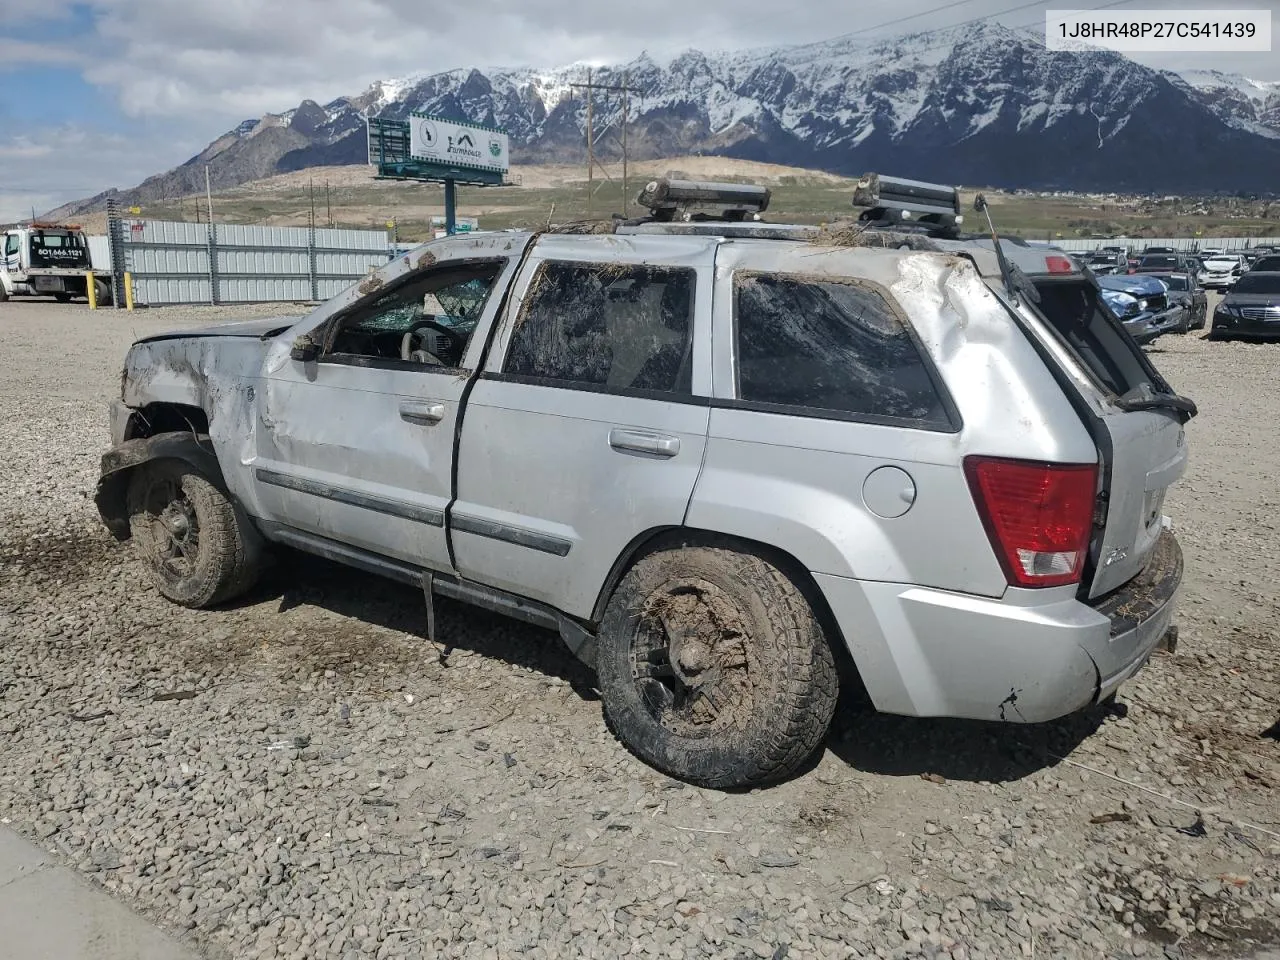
[409, 114, 509, 175]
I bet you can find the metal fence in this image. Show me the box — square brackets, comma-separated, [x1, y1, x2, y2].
[1052, 236, 1280, 253]
[104, 207, 394, 307]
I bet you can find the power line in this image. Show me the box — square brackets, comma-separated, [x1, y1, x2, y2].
[840, 0, 985, 38]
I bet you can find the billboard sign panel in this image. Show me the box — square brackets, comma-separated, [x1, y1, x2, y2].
[409, 114, 509, 174]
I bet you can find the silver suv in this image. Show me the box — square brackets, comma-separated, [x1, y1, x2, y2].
[95, 178, 1194, 789]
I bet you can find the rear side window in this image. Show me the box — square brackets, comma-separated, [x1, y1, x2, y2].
[1031, 279, 1155, 398]
[1251, 256, 1280, 273]
[504, 261, 695, 395]
[733, 273, 953, 430]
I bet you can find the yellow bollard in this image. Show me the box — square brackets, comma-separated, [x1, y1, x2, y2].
[86, 271, 97, 309]
[124, 272, 135, 311]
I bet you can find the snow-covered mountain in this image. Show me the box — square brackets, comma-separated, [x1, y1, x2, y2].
[61, 21, 1280, 213]
[1174, 69, 1280, 139]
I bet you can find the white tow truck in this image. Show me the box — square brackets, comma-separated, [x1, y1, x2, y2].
[1, 222, 110, 304]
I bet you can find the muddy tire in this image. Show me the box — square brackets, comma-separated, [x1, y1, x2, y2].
[126, 459, 261, 608]
[94, 278, 113, 306]
[596, 543, 839, 789]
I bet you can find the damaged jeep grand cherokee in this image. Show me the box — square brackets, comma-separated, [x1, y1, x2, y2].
[94, 177, 1194, 789]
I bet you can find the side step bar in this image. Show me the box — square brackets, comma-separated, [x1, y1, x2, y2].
[257, 521, 597, 667]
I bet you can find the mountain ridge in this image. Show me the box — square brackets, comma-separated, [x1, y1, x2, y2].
[48, 21, 1280, 218]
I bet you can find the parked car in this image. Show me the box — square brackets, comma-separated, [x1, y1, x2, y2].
[1100, 288, 1159, 344]
[1085, 250, 1128, 275]
[90, 177, 1194, 788]
[1209, 270, 1280, 341]
[1096, 274, 1186, 339]
[1149, 272, 1207, 331]
[1134, 254, 1183, 274]
[1246, 254, 1280, 274]
[1199, 254, 1247, 290]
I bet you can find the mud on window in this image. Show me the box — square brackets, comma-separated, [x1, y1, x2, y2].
[502, 261, 695, 395]
[732, 273, 955, 430]
[324, 260, 505, 369]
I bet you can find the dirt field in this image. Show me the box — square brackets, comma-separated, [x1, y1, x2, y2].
[0, 295, 1277, 960]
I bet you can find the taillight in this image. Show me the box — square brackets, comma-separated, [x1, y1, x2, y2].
[964, 456, 1098, 588]
[1045, 255, 1074, 273]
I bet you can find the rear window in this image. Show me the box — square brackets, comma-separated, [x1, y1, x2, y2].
[733, 273, 953, 430]
[1031, 279, 1156, 398]
[1205, 259, 1238, 270]
[1139, 256, 1179, 269]
[1250, 256, 1280, 273]
[1233, 274, 1280, 295]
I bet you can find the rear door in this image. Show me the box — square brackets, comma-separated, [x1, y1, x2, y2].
[451, 234, 715, 618]
[1020, 276, 1189, 598]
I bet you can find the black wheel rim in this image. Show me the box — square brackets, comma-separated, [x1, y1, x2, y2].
[629, 579, 756, 739]
[137, 477, 201, 584]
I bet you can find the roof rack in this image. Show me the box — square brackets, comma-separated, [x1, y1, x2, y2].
[850, 173, 963, 239]
[635, 178, 771, 222]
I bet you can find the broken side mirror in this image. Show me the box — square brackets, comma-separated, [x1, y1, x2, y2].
[290, 334, 319, 363]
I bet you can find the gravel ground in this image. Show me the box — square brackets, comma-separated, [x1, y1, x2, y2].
[0, 298, 1277, 960]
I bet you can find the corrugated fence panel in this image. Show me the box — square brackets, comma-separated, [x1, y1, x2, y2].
[316, 278, 359, 300]
[219, 277, 312, 303]
[113, 217, 392, 305]
[1055, 236, 1280, 253]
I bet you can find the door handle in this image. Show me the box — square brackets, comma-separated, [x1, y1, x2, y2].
[609, 428, 680, 458]
[399, 401, 446, 425]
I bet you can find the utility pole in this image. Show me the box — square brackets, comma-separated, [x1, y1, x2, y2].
[570, 69, 641, 219]
[326, 180, 332, 227]
[204, 165, 215, 223]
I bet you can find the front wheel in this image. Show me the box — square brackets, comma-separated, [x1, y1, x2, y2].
[126, 460, 262, 608]
[596, 543, 839, 789]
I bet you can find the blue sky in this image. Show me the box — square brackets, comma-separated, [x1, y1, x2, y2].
[2, 0, 1278, 222]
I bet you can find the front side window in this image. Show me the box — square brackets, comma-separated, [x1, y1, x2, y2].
[324, 260, 505, 368]
[503, 261, 695, 394]
[4, 235, 18, 256]
[733, 273, 952, 429]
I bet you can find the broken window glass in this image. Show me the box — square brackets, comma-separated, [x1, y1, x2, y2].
[733, 273, 950, 427]
[504, 262, 695, 394]
[326, 260, 504, 367]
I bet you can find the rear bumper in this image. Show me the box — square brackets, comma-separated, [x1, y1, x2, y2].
[816, 530, 1182, 723]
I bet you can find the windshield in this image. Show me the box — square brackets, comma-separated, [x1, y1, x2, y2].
[1139, 256, 1179, 270]
[1163, 275, 1189, 291]
[1031, 278, 1156, 397]
[1232, 274, 1280, 295]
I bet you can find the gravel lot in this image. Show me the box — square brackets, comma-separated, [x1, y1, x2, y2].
[1, 297, 1277, 960]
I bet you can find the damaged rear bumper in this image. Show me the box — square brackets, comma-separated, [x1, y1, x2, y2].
[814, 530, 1182, 723]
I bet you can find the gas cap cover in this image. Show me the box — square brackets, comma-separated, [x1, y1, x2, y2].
[863, 465, 917, 519]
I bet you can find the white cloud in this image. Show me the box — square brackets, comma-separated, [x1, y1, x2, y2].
[0, 38, 80, 68]
[0, 125, 203, 222]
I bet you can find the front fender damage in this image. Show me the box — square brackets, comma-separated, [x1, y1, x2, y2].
[94, 433, 227, 540]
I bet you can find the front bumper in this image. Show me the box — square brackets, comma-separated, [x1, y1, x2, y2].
[1210, 314, 1280, 340]
[815, 530, 1182, 723]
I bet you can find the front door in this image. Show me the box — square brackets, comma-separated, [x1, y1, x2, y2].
[451, 234, 716, 618]
[253, 242, 525, 571]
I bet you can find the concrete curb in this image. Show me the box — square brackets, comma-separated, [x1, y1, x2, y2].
[0, 826, 200, 960]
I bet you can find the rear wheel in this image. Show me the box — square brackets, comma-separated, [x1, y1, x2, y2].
[126, 460, 262, 608]
[94, 278, 113, 306]
[596, 543, 838, 789]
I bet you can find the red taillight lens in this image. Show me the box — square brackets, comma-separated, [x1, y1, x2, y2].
[964, 456, 1098, 588]
[1045, 255, 1074, 273]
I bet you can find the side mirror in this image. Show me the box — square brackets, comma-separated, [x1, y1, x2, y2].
[290, 334, 319, 363]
